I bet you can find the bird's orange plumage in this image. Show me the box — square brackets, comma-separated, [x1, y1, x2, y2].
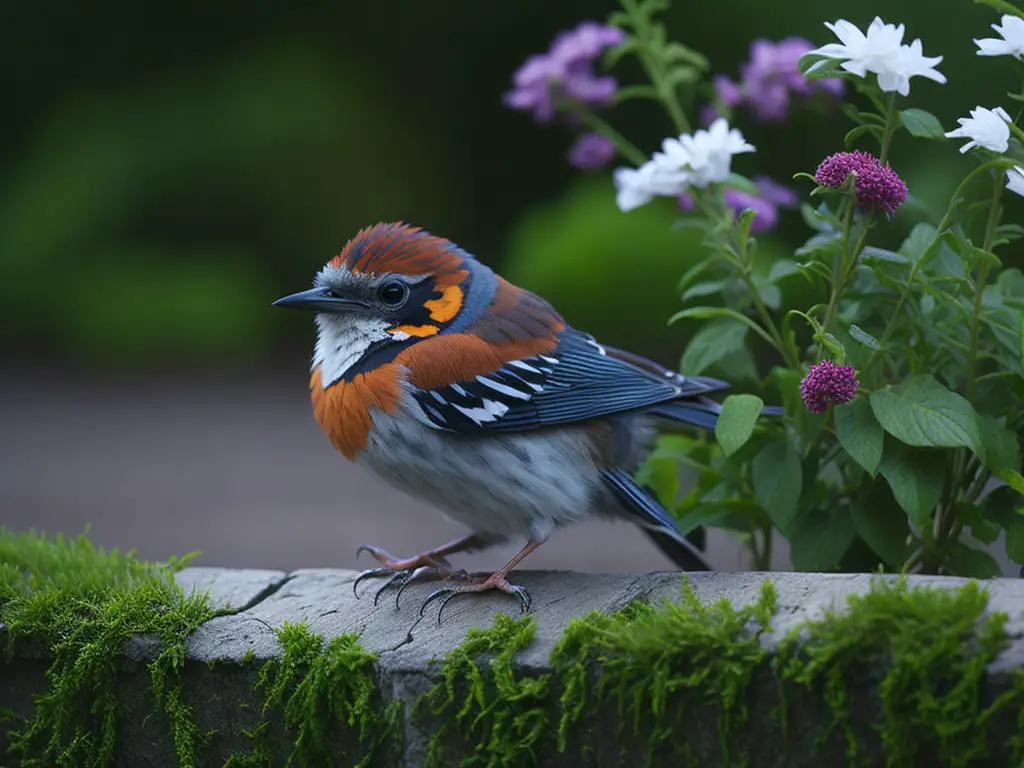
[310, 364, 403, 460]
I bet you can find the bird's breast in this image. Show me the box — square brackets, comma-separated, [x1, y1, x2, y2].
[309, 364, 403, 461]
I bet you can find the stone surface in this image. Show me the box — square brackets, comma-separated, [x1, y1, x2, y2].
[5, 568, 1024, 767]
[175, 566, 289, 612]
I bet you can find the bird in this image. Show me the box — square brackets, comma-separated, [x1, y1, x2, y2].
[273, 222, 781, 621]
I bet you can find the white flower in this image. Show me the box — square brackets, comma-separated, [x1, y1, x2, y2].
[653, 118, 755, 188]
[1006, 166, 1024, 198]
[975, 14, 1024, 59]
[613, 161, 688, 212]
[945, 106, 1013, 153]
[807, 16, 946, 96]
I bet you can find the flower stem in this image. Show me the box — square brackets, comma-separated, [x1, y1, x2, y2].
[966, 173, 1003, 401]
[564, 101, 648, 166]
[878, 92, 898, 167]
[821, 206, 870, 336]
[620, 0, 692, 135]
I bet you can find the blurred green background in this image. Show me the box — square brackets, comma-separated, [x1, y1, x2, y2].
[3, 0, 1022, 574]
[1, 0, 1015, 371]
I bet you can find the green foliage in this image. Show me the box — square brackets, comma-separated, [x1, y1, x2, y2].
[521, 0, 1024, 575]
[0, 526, 212, 767]
[230, 621, 402, 768]
[418, 613, 548, 768]
[778, 578, 1014, 766]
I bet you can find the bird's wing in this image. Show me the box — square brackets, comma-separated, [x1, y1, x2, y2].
[409, 329, 730, 433]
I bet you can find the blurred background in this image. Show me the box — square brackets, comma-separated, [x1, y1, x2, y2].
[2, 0, 1020, 575]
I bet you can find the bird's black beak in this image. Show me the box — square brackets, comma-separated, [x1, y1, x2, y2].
[271, 286, 372, 314]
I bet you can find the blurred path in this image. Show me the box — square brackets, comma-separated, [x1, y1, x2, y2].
[0, 369, 757, 574]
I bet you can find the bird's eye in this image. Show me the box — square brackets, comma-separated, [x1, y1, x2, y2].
[378, 280, 408, 307]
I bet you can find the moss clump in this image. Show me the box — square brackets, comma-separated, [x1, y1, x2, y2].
[778, 577, 1017, 768]
[0, 526, 213, 767]
[227, 620, 402, 768]
[419, 581, 778, 768]
[419, 576, 1024, 768]
[418, 613, 549, 768]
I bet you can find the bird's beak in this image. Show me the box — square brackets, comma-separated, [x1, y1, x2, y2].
[271, 286, 372, 314]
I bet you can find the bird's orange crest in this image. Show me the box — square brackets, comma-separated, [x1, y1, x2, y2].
[330, 222, 469, 290]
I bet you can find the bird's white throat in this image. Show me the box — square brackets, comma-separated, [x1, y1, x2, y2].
[313, 314, 392, 386]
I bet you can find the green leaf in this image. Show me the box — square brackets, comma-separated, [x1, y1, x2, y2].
[973, 0, 1024, 20]
[834, 397, 884, 475]
[668, 306, 778, 348]
[674, 500, 759, 536]
[995, 467, 1024, 496]
[662, 41, 709, 69]
[680, 319, 749, 376]
[956, 501, 1002, 544]
[767, 259, 800, 283]
[751, 441, 802, 532]
[848, 324, 881, 350]
[615, 84, 659, 103]
[978, 415, 1022, 473]
[635, 456, 678, 507]
[898, 108, 946, 139]
[852, 486, 911, 568]
[982, 485, 1023, 529]
[1007, 519, 1024, 565]
[946, 543, 1003, 578]
[681, 279, 730, 301]
[788, 507, 856, 571]
[715, 394, 764, 457]
[878, 443, 944, 527]
[869, 375, 984, 455]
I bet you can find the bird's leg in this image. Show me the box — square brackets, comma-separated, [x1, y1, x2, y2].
[352, 533, 487, 604]
[419, 538, 543, 624]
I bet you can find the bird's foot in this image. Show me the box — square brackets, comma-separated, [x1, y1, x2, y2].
[419, 571, 531, 625]
[353, 544, 462, 606]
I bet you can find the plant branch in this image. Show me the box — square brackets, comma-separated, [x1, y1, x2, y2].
[564, 101, 648, 166]
[966, 173, 1003, 401]
[620, 0, 691, 134]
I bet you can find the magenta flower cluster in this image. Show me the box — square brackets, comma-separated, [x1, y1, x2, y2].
[711, 37, 844, 123]
[800, 360, 859, 414]
[814, 150, 908, 217]
[503, 21, 624, 123]
[678, 176, 798, 234]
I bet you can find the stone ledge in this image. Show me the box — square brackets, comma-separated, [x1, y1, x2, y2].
[4, 567, 1024, 767]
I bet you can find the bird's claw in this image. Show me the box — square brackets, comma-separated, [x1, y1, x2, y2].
[353, 566, 394, 599]
[418, 575, 531, 625]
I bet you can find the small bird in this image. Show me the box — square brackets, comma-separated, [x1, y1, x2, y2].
[273, 222, 778, 619]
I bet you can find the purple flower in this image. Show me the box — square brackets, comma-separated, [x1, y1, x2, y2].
[713, 37, 844, 123]
[713, 75, 744, 107]
[503, 21, 625, 122]
[813, 150, 908, 217]
[678, 175, 797, 234]
[568, 133, 616, 170]
[800, 360, 860, 414]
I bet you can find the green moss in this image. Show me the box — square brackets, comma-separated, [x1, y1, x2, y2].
[227, 620, 402, 768]
[777, 577, 1017, 768]
[418, 613, 549, 768]
[418, 577, 1024, 768]
[5, 527, 1024, 767]
[0, 526, 213, 767]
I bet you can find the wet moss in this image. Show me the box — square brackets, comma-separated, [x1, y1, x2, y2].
[0, 526, 213, 767]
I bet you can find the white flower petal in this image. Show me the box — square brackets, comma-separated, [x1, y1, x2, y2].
[944, 106, 1011, 153]
[1006, 165, 1024, 197]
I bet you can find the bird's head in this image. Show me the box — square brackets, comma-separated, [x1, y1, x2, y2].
[273, 222, 497, 386]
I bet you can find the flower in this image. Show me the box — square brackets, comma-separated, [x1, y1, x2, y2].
[800, 360, 859, 414]
[503, 21, 624, 122]
[568, 133, 616, 170]
[678, 175, 797, 233]
[711, 38, 842, 123]
[654, 117, 755, 188]
[807, 17, 946, 96]
[944, 106, 1012, 154]
[813, 150, 907, 216]
[975, 14, 1024, 60]
[1006, 166, 1024, 198]
[613, 161, 689, 212]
